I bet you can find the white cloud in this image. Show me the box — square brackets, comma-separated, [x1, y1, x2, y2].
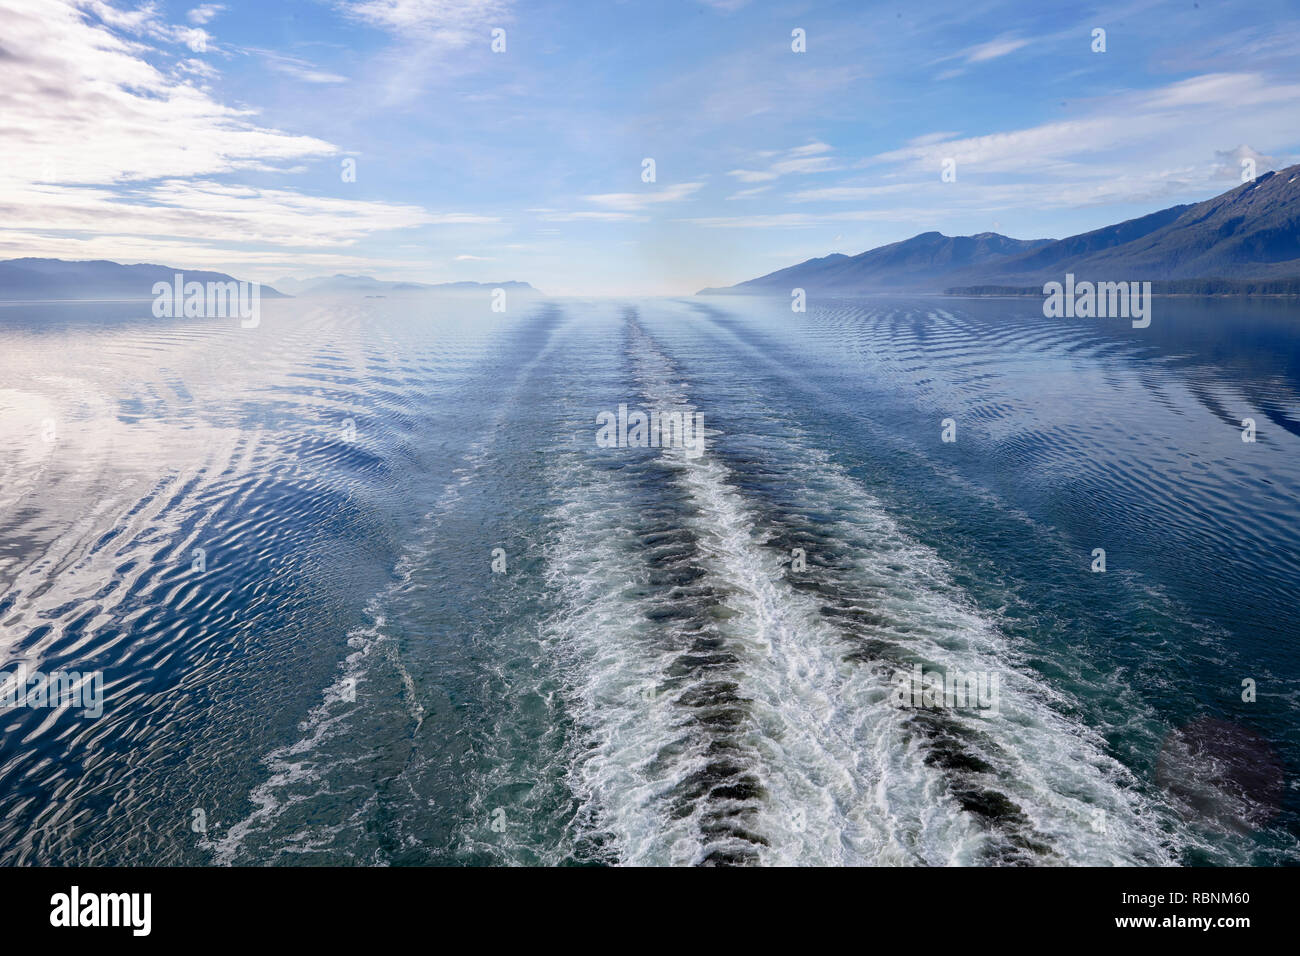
[1211, 144, 1277, 180]
[0, 0, 488, 269]
[1, 1, 336, 186]
[187, 4, 225, 26]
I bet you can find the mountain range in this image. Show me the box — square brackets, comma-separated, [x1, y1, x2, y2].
[699, 163, 1300, 295]
[0, 259, 289, 301]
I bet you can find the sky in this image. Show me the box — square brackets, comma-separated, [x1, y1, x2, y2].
[2, 0, 1299, 295]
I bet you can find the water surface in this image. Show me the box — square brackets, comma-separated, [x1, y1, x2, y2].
[1, 293, 1296, 865]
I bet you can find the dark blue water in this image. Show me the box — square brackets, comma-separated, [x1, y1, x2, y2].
[0, 293, 1296, 865]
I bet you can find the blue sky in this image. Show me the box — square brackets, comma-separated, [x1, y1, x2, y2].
[4, 0, 1299, 293]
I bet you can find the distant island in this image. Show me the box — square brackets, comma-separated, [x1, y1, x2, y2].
[699, 162, 1300, 297]
[0, 261, 538, 301]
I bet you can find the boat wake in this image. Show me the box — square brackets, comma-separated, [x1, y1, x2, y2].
[534, 309, 1189, 865]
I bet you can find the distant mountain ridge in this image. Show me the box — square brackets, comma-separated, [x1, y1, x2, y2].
[0, 260, 539, 301]
[0, 259, 288, 301]
[273, 274, 538, 295]
[700, 163, 1300, 295]
[699, 232, 1054, 294]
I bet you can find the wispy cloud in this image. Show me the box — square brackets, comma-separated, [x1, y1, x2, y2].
[340, 0, 512, 42]
[964, 34, 1032, 63]
[585, 182, 704, 211]
[5, 179, 482, 246]
[539, 183, 704, 220]
[866, 73, 1300, 182]
[727, 143, 838, 183]
[726, 185, 772, 201]
[249, 49, 349, 84]
[933, 31, 1033, 80]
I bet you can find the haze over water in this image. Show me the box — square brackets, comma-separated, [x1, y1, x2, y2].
[1, 294, 1296, 865]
